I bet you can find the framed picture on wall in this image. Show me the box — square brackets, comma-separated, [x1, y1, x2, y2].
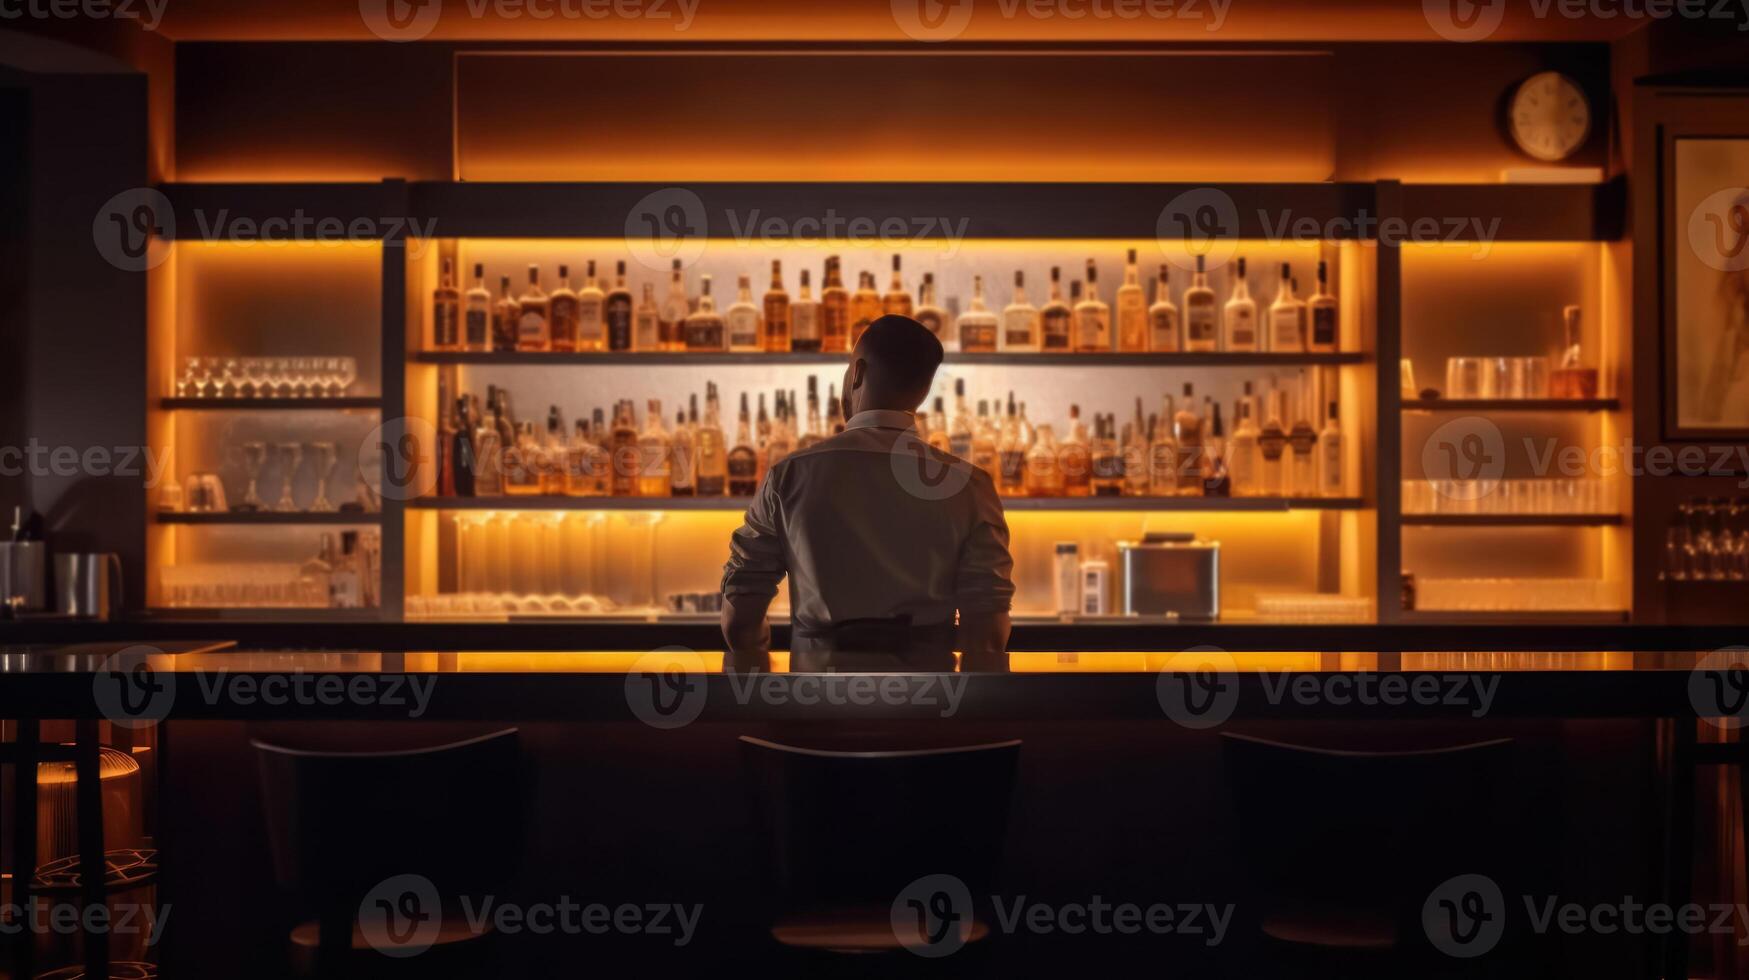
[1665, 133, 1749, 438]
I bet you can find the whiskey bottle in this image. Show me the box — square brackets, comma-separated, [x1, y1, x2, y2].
[474, 396, 503, 495]
[957, 275, 999, 353]
[915, 273, 950, 344]
[727, 393, 758, 496]
[433, 257, 461, 351]
[926, 397, 951, 454]
[451, 397, 476, 496]
[763, 260, 791, 352]
[493, 276, 519, 352]
[1201, 403, 1230, 497]
[755, 393, 771, 482]
[671, 400, 697, 497]
[1040, 266, 1072, 351]
[503, 422, 545, 496]
[997, 393, 1026, 496]
[1090, 415, 1124, 496]
[565, 419, 608, 497]
[949, 379, 974, 458]
[1124, 397, 1151, 496]
[660, 259, 690, 352]
[1173, 383, 1204, 493]
[1183, 255, 1218, 352]
[826, 382, 845, 433]
[850, 271, 882, 347]
[1001, 270, 1040, 352]
[1228, 385, 1260, 496]
[1317, 400, 1344, 497]
[1222, 257, 1257, 352]
[1116, 248, 1148, 352]
[796, 376, 824, 451]
[637, 399, 672, 497]
[1269, 263, 1305, 352]
[549, 263, 580, 352]
[1024, 424, 1063, 497]
[609, 401, 639, 496]
[577, 260, 607, 352]
[1257, 386, 1287, 497]
[696, 382, 728, 496]
[970, 400, 1000, 485]
[684, 274, 726, 351]
[883, 255, 914, 317]
[790, 269, 822, 352]
[540, 407, 568, 493]
[1148, 408, 1177, 497]
[766, 392, 795, 471]
[1308, 260, 1338, 352]
[634, 283, 661, 351]
[821, 256, 850, 353]
[464, 262, 491, 352]
[1287, 377, 1318, 496]
[1147, 266, 1179, 352]
[516, 264, 550, 352]
[1074, 259, 1111, 352]
[726, 274, 762, 352]
[1060, 404, 1093, 497]
[606, 260, 634, 352]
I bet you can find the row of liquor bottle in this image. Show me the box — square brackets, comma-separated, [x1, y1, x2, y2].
[429, 251, 1341, 356]
[436, 376, 1348, 500]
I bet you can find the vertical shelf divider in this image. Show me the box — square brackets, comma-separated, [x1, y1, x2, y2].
[380, 177, 409, 622]
[1375, 180, 1404, 635]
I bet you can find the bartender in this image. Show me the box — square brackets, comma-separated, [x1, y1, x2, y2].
[720, 314, 1014, 672]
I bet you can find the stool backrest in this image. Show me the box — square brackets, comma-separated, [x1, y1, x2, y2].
[253, 728, 522, 903]
[739, 736, 1020, 916]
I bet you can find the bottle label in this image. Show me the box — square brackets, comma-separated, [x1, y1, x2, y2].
[517, 310, 547, 343]
[1041, 311, 1072, 350]
[1186, 305, 1217, 343]
[791, 307, 819, 341]
[961, 321, 996, 352]
[1289, 427, 1317, 457]
[1092, 451, 1125, 482]
[727, 313, 760, 349]
[549, 297, 579, 342]
[999, 449, 1026, 485]
[1312, 306, 1337, 346]
[577, 298, 605, 340]
[1259, 430, 1287, 462]
[1272, 309, 1301, 349]
[1003, 311, 1037, 348]
[1228, 308, 1256, 347]
[1075, 310, 1105, 349]
[1149, 309, 1178, 351]
[434, 302, 459, 346]
[607, 300, 634, 350]
[465, 309, 489, 346]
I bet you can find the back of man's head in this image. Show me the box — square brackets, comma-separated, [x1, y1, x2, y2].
[854, 314, 944, 410]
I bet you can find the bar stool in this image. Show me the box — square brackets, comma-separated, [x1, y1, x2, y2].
[739, 736, 1020, 973]
[252, 728, 523, 978]
[1220, 732, 1516, 977]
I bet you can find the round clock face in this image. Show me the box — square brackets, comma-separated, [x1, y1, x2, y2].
[1509, 71, 1591, 162]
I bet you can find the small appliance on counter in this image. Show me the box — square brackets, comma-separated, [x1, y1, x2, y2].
[1118, 532, 1221, 620]
[54, 552, 124, 620]
[0, 506, 47, 615]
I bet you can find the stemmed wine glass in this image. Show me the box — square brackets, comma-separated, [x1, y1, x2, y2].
[219, 358, 242, 398]
[193, 357, 218, 398]
[242, 358, 268, 399]
[177, 356, 199, 397]
[274, 442, 304, 512]
[333, 357, 358, 398]
[238, 441, 268, 512]
[308, 442, 338, 512]
[269, 358, 293, 399]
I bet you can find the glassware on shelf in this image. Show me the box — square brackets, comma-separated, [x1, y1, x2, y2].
[193, 357, 219, 398]
[185, 472, 228, 512]
[273, 442, 304, 512]
[308, 442, 339, 512]
[1405, 478, 1613, 515]
[1549, 304, 1600, 399]
[1504, 356, 1550, 399]
[177, 357, 199, 397]
[218, 357, 242, 398]
[236, 444, 267, 512]
[1444, 357, 1483, 399]
[1253, 594, 1374, 623]
[1661, 496, 1749, 583]
[1400, 359, 1419, 400]
[1414, 577, 1615, 612]
[334, 357, 357, 397]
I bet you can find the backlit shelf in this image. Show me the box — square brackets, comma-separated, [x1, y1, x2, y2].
[413, 351, 1365, 367]
[407, 496, 1366, 512]
[1400, 514, 1622, 527]
[156, 511, 384, 525]
[159, 397, 383, 410]
[1401, 398, 1619, 413]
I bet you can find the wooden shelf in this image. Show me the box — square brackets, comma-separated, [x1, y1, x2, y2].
[156, 511, 384, 525]
[159, 397, 382, 410]
[1397, 610, 1630, 625]
[1401, 514, 1622, 527]
[1402, 398, 1619, 413]
[414, 350, 1364, 367]
[407, 495, 1365, 512]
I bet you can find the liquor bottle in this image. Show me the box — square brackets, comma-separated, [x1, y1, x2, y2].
[515, 265, 550, 352]
[1090, 415, 1124, 496]
[915, 273, 949, 343]
[958, 275, 999, 353]
[949, 379, 974, 458]
[1228, 385, 1260, 496]
[791, 269, 822, 352]
[696, 382, 728, 496]
[660, 259, 690, 352]
[1222, 256, 1257, 352]
[493, 386, 517, 448]
[883, 255, 914, 317]
[474, 396, 503, 495]
[451, 397, 476, 496]
[850, 271, 882, 347]
[637, 399, 672, 497]
[1116, 248, 1147, 352]
[464, 262, 491, 351]
[1001, 271, 1040, 352]
[1201, 403, 1230, 497]
[671, 401, 697, 497]
[1269, 263, 1306, 352]
[726, 274, 762, 352]
[1183, 255, 1218, 352]
[1040, 266, 1072, 351]
[433, 257, 461, 351]
[1173, 383, 1204, 493]
[797, 376, 825, 451]
[605, 260, 634, 352]
[566, 419, 608, 497]
[1308, 260, 1339, 352]
[493, 275, 519, 352]
[1075, 259, 1111, 352]
[1024, 424, 1063, 497]
[634, 283, 661, 351]
[609, 401, 639, 496]
[1317, 400, 1344, 497]
[766, 393, 795, 471]
[970, 400, 1000, 485]
[926, 397, 951, 453]
[549, 263, 579, 352]
[1257, 386, 1287, 497]
[503, 422, 544, 496]
[997, 393, 1027, 496]
[540, 407, 567, 493]
[755, 393, 771, 482]
[1148, 408, 1177, 497]
[821, 256, 850, 353]
[329, 532, 363, 609]
[1287, 378, 1318, 495]
[1148, 266, 1179, 352]
[727, 393, 758, 496]
[684, 274, 725, 351]
[577, 260, 606, 352]
[763, 260, 790, 352]
[1060, 404, 1092, 497]
[1124, 397, 1151, 496]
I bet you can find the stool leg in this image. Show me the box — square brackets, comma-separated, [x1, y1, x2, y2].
[75, 719, 108, 979]
[11, 720, 39, 980]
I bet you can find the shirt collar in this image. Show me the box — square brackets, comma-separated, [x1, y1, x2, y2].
[844, 409, 917, 432]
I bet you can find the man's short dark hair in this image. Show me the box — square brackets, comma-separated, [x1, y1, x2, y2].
[856, 314, 944, 396]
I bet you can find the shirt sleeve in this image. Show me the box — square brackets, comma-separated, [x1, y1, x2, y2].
[954, 469, 1015, 614]
[721, 466, 788, 600]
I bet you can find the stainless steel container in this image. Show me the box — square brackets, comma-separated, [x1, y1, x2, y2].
[0, 540, 47, 611]
[1118, 533, 1220, 620]
[54, 552, 124, 620]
